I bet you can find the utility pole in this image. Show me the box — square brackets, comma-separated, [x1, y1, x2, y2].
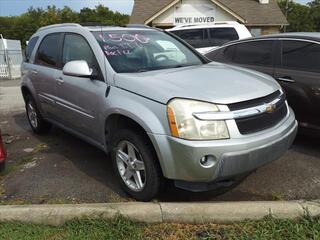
[284, 0, 290, 32]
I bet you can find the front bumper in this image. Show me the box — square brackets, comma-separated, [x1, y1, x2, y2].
[149, 107, 297, 182]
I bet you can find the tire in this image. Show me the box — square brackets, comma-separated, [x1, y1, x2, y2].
[111, 129, 163, 201]
[25, 95, 51, 134]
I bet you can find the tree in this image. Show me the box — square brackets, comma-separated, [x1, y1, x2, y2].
[308, 0, 320, 31]
[0, 5, 129, 47]
[278, 0, 315, 32]
[59, 6, 79, 23]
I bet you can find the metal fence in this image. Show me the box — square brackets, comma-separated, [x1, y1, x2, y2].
[0, 35, 23, 80]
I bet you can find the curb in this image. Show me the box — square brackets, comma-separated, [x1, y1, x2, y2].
[0, 201, 319, 225]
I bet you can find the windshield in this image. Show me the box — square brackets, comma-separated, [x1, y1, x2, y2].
[92, 30, 204, 73]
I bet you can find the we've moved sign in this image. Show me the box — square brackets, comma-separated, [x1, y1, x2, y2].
[174, 3, 215, 25]
[174, 16, 215, 24]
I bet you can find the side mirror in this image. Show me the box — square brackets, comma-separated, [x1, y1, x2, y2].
[62, 60, 93, 78]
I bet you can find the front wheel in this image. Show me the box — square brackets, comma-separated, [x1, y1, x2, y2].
[111, 129, 163, 201]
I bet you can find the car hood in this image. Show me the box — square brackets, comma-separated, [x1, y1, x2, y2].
[114, 62, 280, 105]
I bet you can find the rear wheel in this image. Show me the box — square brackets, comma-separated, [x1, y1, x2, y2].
[111, 129, 163, 201]
[25, 95, 51, 134]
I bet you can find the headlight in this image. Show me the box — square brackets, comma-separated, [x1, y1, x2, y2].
[167, 98, 229, 140]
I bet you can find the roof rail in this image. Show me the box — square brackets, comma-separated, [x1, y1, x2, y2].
[80, 22, 115, 27]
[125, 24, 151, 29]
[37, 23, 82, 32]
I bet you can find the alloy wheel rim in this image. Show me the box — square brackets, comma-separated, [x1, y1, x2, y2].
[116, 140, 146, 192]
[27, 102, 38, 129]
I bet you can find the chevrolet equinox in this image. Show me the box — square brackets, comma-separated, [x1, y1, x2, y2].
[21, 24, 298, 201]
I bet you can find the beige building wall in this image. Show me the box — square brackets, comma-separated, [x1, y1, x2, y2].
[247, 26, 281, 36]
[261, 26, 281, 35]
[152, 0, 238, 27]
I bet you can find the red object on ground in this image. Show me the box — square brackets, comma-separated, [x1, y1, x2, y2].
[0, 130, 6, 163]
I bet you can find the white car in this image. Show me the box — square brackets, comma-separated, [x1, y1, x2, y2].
[167, 21, 252, 55]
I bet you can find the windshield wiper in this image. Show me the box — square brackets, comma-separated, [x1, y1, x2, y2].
[172, 64, 197, 69]
[137, 69, 149, 72]
[135, 64, 197, 73]
[173, 65, 188, 69]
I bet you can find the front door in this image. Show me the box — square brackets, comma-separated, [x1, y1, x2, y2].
[274, 40, 320, 128]
[54, 33, 107, 142]
[231, 40, 276, 78]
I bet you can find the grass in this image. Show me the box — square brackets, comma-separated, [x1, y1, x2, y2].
[0, 154, 35, 178]
[0, 216, 319, 240]
[0, 217, 142, 240]
[0, 141, 49, 179]
[271, 192, 286, 201]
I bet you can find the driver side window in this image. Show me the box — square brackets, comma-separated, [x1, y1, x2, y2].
[62, 33, 100, 73]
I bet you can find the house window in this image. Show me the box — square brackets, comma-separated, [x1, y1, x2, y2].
[250, 28, 262, 37]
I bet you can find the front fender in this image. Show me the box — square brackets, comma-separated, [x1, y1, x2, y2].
[103, 87, 170, 135]
[102, 87, 171, 177]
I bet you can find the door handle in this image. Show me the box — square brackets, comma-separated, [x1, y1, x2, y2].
[56, 78, 64, 85]
[30, 69, 38, 75]
[277, 77, 295, 83]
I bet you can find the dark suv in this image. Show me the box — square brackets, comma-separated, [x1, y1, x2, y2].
[205, 33, 320, 133]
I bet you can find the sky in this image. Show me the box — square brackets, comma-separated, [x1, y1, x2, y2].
[0, 0, 135, 16]
[0, 0, 311, 17]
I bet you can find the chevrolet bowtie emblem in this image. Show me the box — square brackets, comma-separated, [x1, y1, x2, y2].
[266, 103, 276, 113]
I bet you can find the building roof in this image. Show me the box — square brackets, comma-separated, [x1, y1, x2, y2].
[130, 0, 288, 26]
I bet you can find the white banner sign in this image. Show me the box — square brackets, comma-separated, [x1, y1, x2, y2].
[174, 4, 215, 25]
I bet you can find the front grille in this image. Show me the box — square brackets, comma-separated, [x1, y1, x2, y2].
[228, 90, 281, 111]
[228, 91, 288, 135]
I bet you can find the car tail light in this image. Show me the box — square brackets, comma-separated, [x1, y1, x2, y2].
[0, 132, 6, 162]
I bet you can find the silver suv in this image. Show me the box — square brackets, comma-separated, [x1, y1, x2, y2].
[21, 23, 297, 201]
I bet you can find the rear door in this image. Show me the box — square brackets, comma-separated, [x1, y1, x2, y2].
[54, 33, 107, 141]
[274, 40, 320, 128]
[32, 33, 63, 120]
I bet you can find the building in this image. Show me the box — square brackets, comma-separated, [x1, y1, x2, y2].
[130, 0, 288, 36]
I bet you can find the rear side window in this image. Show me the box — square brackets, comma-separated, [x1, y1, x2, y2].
[209, 28, 239, 46]
[233, 40, 274, 67]
[172, 29, 210, 48]
[25, 36, 39, 62]
[282, 40, 320, 73]
[35, 33, 62, 68]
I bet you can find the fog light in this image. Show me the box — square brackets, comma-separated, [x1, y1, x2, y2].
[200, 155, 217, 168]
